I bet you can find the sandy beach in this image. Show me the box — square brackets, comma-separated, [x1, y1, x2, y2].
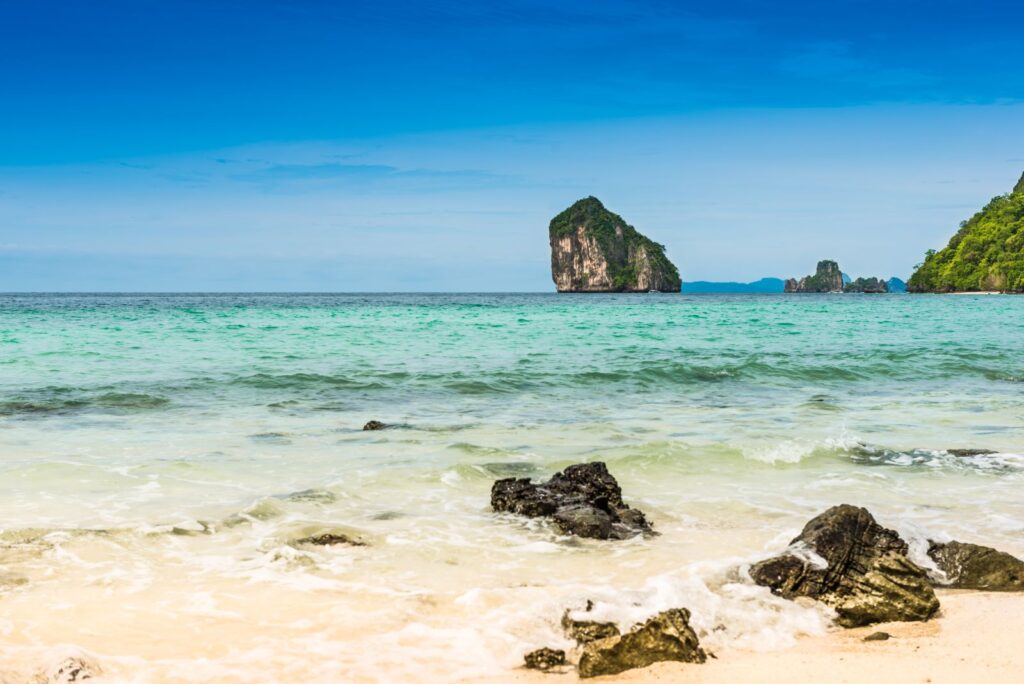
[500, 591, 1024, 684]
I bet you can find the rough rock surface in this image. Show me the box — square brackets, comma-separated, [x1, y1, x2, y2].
[927, 540, 1024, 590]
[947, 448, 997, 457]
[749, 504, 939, 627]
[294, 533, 367, 547]
[362, 420, 386, 431]
[523, 647, 566, 670]
[37, 655, 102, 683]
[577, 608, 706, 679]
[562, 603, 621, 644]
[549, 197, 681, 292]
[490, 462, 652, 540]
[784, 260, 845, 293]
[844, 277, 889, 293]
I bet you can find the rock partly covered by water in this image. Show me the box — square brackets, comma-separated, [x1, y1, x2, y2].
[562, 602, 621, 644]
[523, 647, 566, 671]
[749, 504, 939, 627]
[294, 532, 367, 547]
[577, 608, 707, 679]
[844, 277, 889, 293]
[784, 260, 845, 293]
[362, 420, 386, 431]
[549, 197, 681, 292]
[927, 540, 1024, 591]
[490, 462, 652, 540]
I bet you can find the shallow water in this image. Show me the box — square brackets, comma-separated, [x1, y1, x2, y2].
[1, 293, 1022, 682]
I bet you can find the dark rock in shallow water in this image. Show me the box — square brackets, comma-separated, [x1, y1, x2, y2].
[863, 631, 891, 642]
[45, 655, 102, 682]
[577, 608, 706, 679]
[294, 533, 367, 547]
[947, 448, 997, 457]
[562, 603, 621, 644]
[362, 420, 387, 431]
[523, 647, 565, 670]
[927, 540, 1024, 590]
[490, 462, 652, 540]
[749, 504, 939, 627]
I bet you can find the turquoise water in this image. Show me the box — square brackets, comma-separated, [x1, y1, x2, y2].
[1, 293, 1023, 681]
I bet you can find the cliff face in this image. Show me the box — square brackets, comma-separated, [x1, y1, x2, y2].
[908, 171, 1024, 292]
[784, 260, 844, 292]
[549, 197, 681, 292]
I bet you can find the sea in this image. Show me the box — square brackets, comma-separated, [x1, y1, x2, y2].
[1, 292, 1022, 682]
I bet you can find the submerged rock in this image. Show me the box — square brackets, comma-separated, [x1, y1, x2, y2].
[490, 462, 652, 540]
[927, 540, 1024, 590]
[749, 504, 939, 627]
[947, 448, 997, 457]
[523, 647, 566, 671]
[562, 603, 621, 644]
[39, 655, 102, 683]
[294, 533, 367, 547]
[362, 420, 387, 431]
[577, 608, 706, 679]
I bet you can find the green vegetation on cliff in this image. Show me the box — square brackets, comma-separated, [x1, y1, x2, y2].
[908, 173, 1024, 292]
[549, 197, 681, 291]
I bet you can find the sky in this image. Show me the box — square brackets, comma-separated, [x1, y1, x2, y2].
[1, 0, 1023, 291]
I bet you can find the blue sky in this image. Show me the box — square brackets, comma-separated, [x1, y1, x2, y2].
[1, 0, 1023, 291]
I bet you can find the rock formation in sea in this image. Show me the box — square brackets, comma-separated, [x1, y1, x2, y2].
[363, 420, 386, 431]
[908, 170, 1024, 292]
[748, 504, 939, 627]
[576, 608, 706, 678]
[549, 197, 681, 292]
[927, 540, 1024, 591]
[490, 461, 652, 539]
[844, 276, 889, 293]
[784, 260, 845, 293]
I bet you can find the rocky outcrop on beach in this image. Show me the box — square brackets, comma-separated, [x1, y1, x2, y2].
[490, 462, 652, 539]
[927, 540, 1024, 591]
[784, 260, 845, 293]
[749, 504, 939, 627]
[549, 197, 681, 292]
[562, 603, 621, 644]
[844, 277, 889, 293]
[576, 608, 707, 679]
[523, 647, 566, 670]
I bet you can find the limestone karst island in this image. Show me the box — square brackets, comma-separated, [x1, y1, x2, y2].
[549, 197, 681, 292]
[908, 171, 1024, 293]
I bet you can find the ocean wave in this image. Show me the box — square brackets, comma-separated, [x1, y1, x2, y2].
[0, 390, 170, 417]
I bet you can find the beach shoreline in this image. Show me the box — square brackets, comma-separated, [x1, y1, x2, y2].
[498, 591, 1024, 683]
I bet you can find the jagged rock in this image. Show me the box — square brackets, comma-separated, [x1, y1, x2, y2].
[362, 420, 386, 431]
[784, 260, 845, 293]
[562, 603, 621, 644]
[947, 448, 997, 457]
[523, 648, 566, 670]
[37, 655, 101, 683]
[294, 533, 367, 547]
[927, 540, 1024, 590]
[577, 608, 706, 679]
[844, 277, 889, 293]
[864, 631, 891, 642]
[549, 197, 681, 292]
[749, 504, 939, 627]
[490, 462, 652, 540]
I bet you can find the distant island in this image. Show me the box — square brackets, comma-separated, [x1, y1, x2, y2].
[549, 197, 681, 292]
[785, 260, 903, 293]
[908, 171, 1024, 293]
[683, 278, 785, 293]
